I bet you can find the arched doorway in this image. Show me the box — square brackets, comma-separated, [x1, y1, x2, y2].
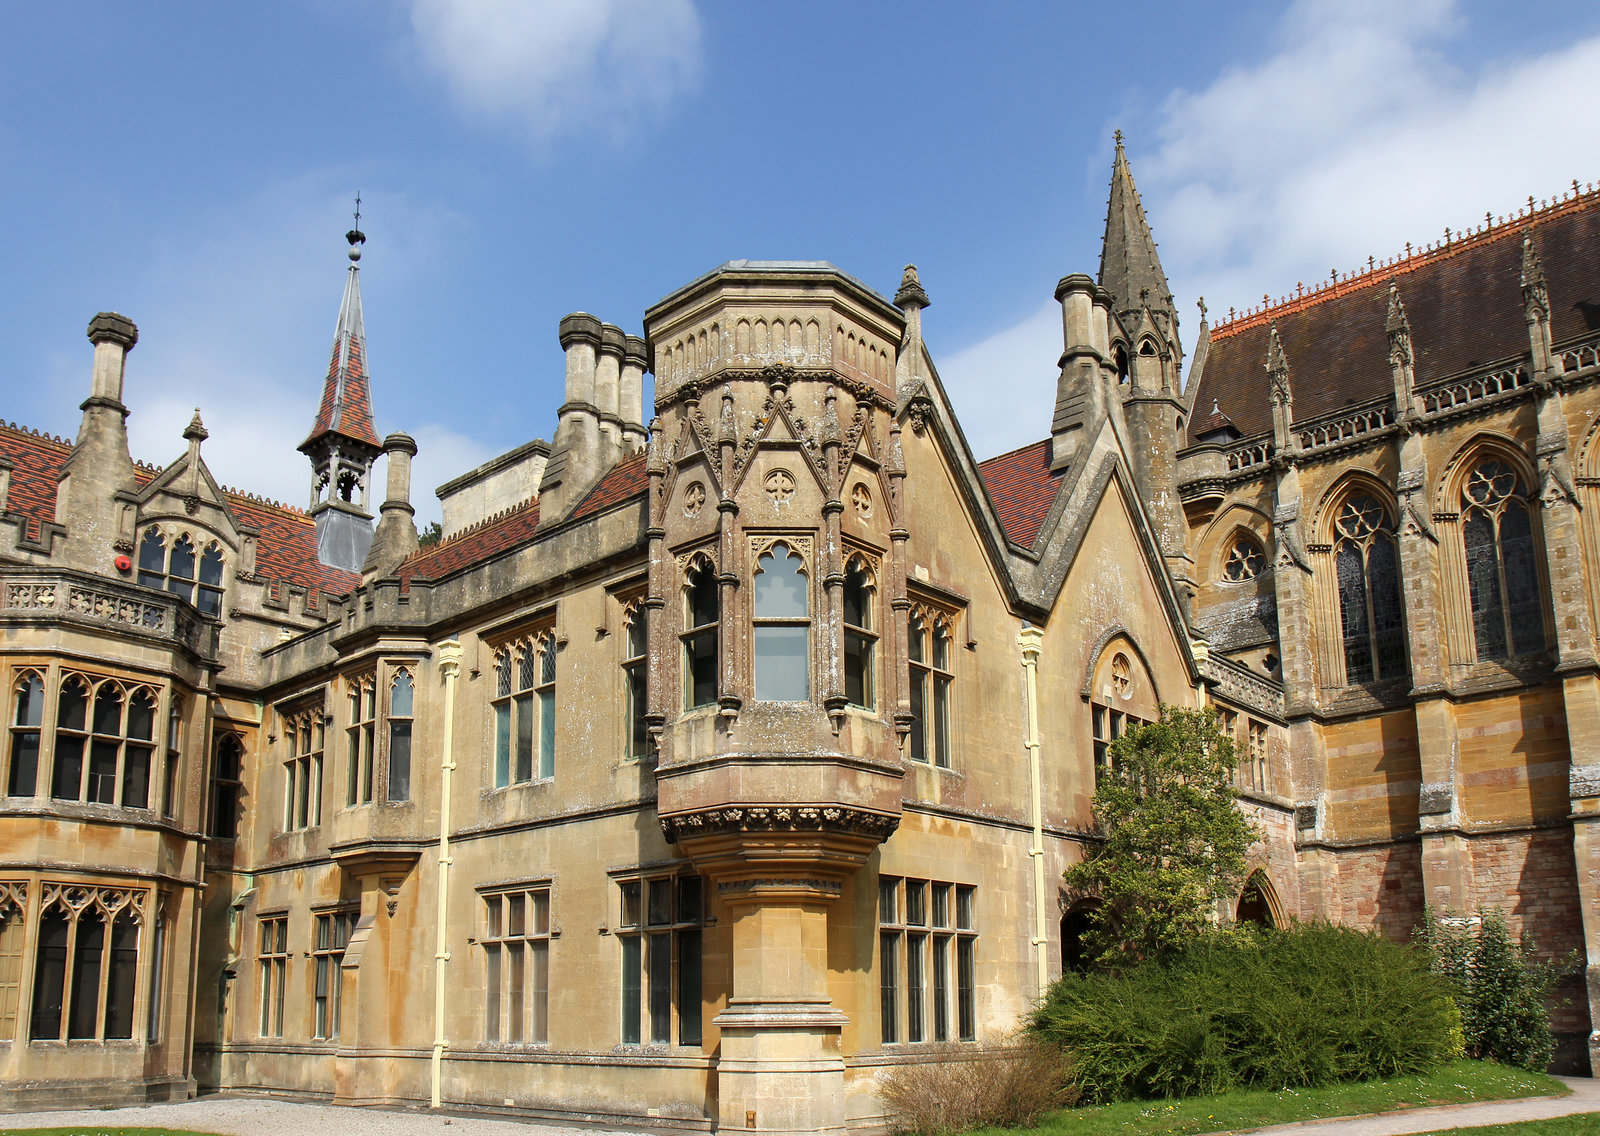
[1061, 902, 1097, 973]
[1236, 872, 1278, 929]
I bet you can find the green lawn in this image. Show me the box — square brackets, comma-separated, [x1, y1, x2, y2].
[1412, 1120, 1600, 1136]
[969, 1059, 1567, 1136]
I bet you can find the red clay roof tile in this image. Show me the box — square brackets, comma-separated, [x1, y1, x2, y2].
[977, 438, 1064, 548]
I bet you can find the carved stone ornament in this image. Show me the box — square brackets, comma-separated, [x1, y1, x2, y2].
[683, 481, 706, 518]
[764, 469, 796, 505]
[749, 533, 813, 565]
[905, 400, 930, 437]
[851, 482, 873, 518]
[659, 805, 901, 844]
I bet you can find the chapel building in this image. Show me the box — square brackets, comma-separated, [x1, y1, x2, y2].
[0, 147, 1597, 1129]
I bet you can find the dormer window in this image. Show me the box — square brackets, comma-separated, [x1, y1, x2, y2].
[753, 542, 809, 701]
[137, 528, 225, 616]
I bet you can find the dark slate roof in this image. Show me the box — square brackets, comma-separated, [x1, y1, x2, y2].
[977, 439, 1064, 548]
[0, 421, 359, 597]
[1187, 187, 1600, 446]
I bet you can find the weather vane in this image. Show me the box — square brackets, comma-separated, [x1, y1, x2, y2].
[354, 191, 362, 230]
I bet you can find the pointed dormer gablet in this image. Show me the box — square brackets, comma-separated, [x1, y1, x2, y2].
[1099, 134, 1177, 339]
[1386, 285, 1418, 418]
[1265, 322, 1294, 454]
[893, 264, 930, 400]
[299, 226, 380, 573]
[1520, 231, 1555, 376]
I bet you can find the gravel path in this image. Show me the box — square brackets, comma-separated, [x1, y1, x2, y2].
[0, 1094, 645, 1136]
[1209, 1075, 1600, 1135]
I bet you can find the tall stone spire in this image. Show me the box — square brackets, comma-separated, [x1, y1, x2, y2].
[1098, 132, 1175, 327]
[299, 215, 381, 572]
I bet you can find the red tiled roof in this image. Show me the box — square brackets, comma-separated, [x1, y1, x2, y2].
[399, 497, 541, 587]
[0, 421, 358, 597]
[977, 438, 1065, 548]
[1189, 187, 1600, 446]
[306, 335, 380, 449]
[570, 451, 649, 521]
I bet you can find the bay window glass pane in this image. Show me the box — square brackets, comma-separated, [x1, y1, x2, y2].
[494, 702, 511, 786]
[514, 693, 534, 781]
[648, 932, 671, 1043]
[538, 688, 555, 779]
[755, 627, 808, 700]
[907, 933, 925, 1042]
[754, 547, 807, 617]
[908, 672, 927, 762]
[687, 632, 717, 708]
[621, 935, 641, 1044]
[94, 685, 123, 736]
[122, 744, 151, 809]
[88, 739, 119, 804]
[879, 932, 898, 1044]
[846, 631, 871, 708]
[105, 917, 139, 1039]
[388, 721, 411, 801]
[933, 675, 951, 767]
[678, 928, 702, 1046]
[68, 912, 104, 1039]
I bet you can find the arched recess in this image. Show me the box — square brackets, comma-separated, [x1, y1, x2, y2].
[1432, 434, 1551, 667]
[1083, 632, 1161, 784]
[1307, 474, 1408, 689]
[1198, 503, 1275, 587]
[1235, 870, 1283, 929]
[1060, 898, 1100, 974]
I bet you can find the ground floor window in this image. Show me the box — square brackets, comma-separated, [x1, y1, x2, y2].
[616, 872, 704, 1046]
[879, 876, 976, 1045]
[313, 910, 356, 1039]
[30, 884, 145, 1041]
[258, 915, 288, 1038]
[483, 885, 551, 1044]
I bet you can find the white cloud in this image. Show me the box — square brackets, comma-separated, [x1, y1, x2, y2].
[940, 0, 1600, 462]
[409, 0, 701, 140]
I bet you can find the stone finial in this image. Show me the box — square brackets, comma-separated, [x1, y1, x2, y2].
[87, 312, 138, 350]
[894, 264, 930, 310]
[184, 409, 209, 443]
[1265, 323, 1292, 409]
[1521, 232, 1550, 320]
[1386, 285, 1413, 370]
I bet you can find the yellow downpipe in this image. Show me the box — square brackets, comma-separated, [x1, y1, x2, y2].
[431, 640, 463, 1109]
[1017, 626, 1048, 1000]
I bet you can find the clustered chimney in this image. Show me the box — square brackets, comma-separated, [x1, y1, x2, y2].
[363, 431, 420, 576]
[56, 313, 140, 570]
[539, 311, 647, 523]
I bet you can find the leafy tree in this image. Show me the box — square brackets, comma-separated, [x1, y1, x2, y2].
[1065, 705, 1260, 965]
[418, 520, 443, 548]
[1417, 908, 1569, 1070]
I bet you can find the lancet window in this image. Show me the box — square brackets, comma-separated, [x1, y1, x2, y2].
[30, 884, 145, 1042]
[136, 528, 225, 616]
[345, 672, 376, 806]
[682, 557, 719, 710]
[1460, 459, 1545, 661]
[843, 557, 877, 710]
[387, 669, 413, 802]
[623, 602, 649, 758]
[282, 705, 324, 830]
[907, 608, 954, 767]
[7, 670, 44, 797]
[1331, 493, 1406, 684]
[753, 542, 810, 701]
[210, 734, 243, 840]
[493, 633, 557, 786]
[51, 674, 158, 808]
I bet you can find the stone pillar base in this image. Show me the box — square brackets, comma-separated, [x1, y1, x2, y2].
[714, 999, 849, 1136]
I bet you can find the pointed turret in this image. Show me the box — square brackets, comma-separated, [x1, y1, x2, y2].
[299, 222, 380, 573]
[1099, 132, 1176, 331]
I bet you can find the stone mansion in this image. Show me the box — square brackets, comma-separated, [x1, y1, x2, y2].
[2, 144, 1599, 1129]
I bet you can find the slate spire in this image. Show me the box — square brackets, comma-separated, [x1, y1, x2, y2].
[1098, 133, 1175, 326]
[299, 213, 381, 573]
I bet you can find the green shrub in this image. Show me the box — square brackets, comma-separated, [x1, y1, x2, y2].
[1417, 909, 1568, 1071]
[877, 1038, 1079, 1134]
[1027, 923, 1460, 1103]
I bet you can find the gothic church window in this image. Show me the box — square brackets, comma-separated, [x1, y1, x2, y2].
[682, 559, 719, 710]
[1331, 494, 1406, 684]
[492, 633, 556, 786]
[753, 543, 809, 701]
[623, 603, 649, 758]
[137, 528, 225, 616]
[31, 885, 144, 1042]
[1461, 459, 1545, 661]
[282, 707, 323, 830]
[346, 673, 375, 805]
[50, 675, 157, 808]
[387, 670, 413, 802]
[1222, 534, 1266, 581]
[907, 610, 953, 767]
[843, 558, 876, 710]
[7, 670, 43, 797]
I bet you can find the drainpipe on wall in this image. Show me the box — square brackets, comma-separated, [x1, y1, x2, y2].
[431, 640, 463, 1109]
[1018, 625, 1049, 1000]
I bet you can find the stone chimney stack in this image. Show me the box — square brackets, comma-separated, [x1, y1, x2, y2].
[57, 312, 140, 570]
[620, 334, 649, 453]
[595, 323, 626, 467]
[363, 431, 420, 576]
[538, 313, 604, 523]
[1050, 275, 1113, 471]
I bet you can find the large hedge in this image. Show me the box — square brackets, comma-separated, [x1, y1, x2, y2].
[1028, 923, 1461, 1103]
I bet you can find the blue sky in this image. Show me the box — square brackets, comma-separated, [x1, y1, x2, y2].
[4, 0, 1599, 525]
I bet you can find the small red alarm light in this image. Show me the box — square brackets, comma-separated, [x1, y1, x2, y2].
[113, 554, 132, 573]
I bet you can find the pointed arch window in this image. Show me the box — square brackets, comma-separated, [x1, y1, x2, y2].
[682, 560, 718, 710]
[49, 675, 157, 807]
[1461, 459, 1545, 661]
[1332, 494, 1406, 684]
[387, 669, 413, 802]
[843, 558, 877, 710]
[30, 885, 144, 1041]
[137, 528, 225, 615]
[908, 610, 954, 767]
[492, 633, 556, 786]
[623, 603, 649, 758]
[210, 734, 243, 840]
[7, 670, 44, 797]
[753, 543, 809, 701]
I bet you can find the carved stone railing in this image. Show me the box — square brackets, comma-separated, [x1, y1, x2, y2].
[1558, 335, 1600, 375]
[1226, 437, 1272, 472]
[0, 568, 219, 660]
[1419, 361, 1530, 415]
[1199, 653, 1285, 721]
[1295, 402, 1393, 453]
